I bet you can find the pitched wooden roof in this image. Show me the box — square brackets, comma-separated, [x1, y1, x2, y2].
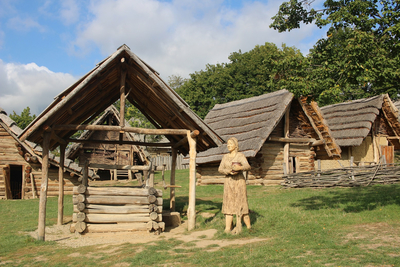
[320, 94, 400, 147]
[66, 105, 148, 162]
[0, 109, 87, 176]
[195, 89, 339, 164]
[19, 45, 223, 153]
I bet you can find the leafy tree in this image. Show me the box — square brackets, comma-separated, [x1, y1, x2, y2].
[167, 75, 187, 91]
[9, 107, 36, 129]
[270, 0, 400, 104]
[176, 43, 308, 118]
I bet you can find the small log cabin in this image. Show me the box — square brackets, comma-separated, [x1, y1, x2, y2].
[66, 105, 148, 180]
[319, 94, 400, 169]
[195, 89, 341, 186]
[0, 108, 86, 199]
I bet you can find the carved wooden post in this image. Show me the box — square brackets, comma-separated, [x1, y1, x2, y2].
[187, 131, 197, 231]
[38, 131, 51, 241]
[170, 148, 177, 211]
[57, 144, 66, 226]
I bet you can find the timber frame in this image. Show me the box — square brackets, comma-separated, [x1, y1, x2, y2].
[19, 44, 223, 240]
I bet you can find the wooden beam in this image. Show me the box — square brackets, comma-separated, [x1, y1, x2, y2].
[54, 124, 188, 135]
[269, 137, 317, 143]
[170, 148, 177, 212]
[120, 67, 127, 127]
[283, 107, 290, 174]
[87, 163, 151, 171]
[66, 138, 172, 147]
[57, 144, 66, 226]
[51, 130, 67, 145]
[38, 131, 51, 241]
[173, 130, 200, 149]
[187, 131, 197, 231]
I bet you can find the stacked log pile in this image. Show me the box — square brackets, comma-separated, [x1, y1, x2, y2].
[72, 185, 164, 233]
[282, 163, 400, 188]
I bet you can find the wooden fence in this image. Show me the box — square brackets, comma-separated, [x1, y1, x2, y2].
[282, 162, 400, 188]
[150, 154, 188, 170]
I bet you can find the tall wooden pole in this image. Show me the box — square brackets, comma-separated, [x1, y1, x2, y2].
[187, 131, 197, 231]
[170, 148, 177, 211]
[37, 132, 51, 241]
[57, 144, 66, 226]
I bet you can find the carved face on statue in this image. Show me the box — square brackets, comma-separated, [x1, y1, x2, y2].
[227, 137, 239, 153]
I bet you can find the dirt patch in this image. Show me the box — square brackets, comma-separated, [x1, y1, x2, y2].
[28, 221, 269, 251]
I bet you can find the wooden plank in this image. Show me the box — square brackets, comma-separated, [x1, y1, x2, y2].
[74, 195, 163, 205]
[85, 223, 148, 233]
[74, 186, 162, 197]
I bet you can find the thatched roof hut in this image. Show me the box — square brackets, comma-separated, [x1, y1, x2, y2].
[195, 89, 341, 185]
[320, 94, 400, 167]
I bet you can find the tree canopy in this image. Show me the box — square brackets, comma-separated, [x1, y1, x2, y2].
[176, 43, 308, 118]
[9, 107, 36, 130]
[270, 0, 400, 105]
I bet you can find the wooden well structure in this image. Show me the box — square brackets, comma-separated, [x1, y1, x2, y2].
[19, 44, 223, 240]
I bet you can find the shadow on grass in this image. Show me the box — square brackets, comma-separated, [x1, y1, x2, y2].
[290, 184, 400, 213]
[166, 196, 262, 226]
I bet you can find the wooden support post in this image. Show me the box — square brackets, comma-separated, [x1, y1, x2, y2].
[283, 107, 290, 174]
[149, 165, 155, 188]
[82, 160, 89, 186]
[187, 131, 197, 231]
[38, 132, 51, 241]
[170, 148, 177, 212]
[57, 144, 66, 226]
[30, 173, 37, 198]
[120, 68, 127, 127]
[317, 159, 321, 177]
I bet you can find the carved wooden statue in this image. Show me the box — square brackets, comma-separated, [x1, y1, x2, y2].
[218, 137, 251, 234]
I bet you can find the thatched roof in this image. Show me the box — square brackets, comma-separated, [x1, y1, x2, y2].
[195, 89, 339, 164]
[0, 109, 87, 176]
[66, 105, 148, 162]
[321, 94, 400, 147]
[19, 45, 223, 154]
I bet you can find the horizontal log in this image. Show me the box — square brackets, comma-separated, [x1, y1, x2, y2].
[86, 164, 151, 171]
[269, 137, 316, 143]
[75, 195, 163, 205]
[73, 186, 162, 197]
[73, 204, 162, 214]
[53, 124, 188, 135]
[85, 223, 148, 233]
[66, 138, 172, 147]
[82, 213, 162, 223]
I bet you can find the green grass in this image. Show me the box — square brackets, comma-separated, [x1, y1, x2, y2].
[1, 169, 400, 266]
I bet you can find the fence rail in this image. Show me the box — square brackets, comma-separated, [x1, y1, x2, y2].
[282, 162, 400, 188]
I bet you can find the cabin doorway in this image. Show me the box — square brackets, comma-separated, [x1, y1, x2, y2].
[9, 165, 23, 199]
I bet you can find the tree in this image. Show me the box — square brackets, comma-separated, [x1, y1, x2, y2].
[270, 0, 400, 104]
[9, 107, 36, 129]
[167, 75, 187, 91]
[176, 43, 308, 118]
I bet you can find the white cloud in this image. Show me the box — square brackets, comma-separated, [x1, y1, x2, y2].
[60, 0, 80, 25]
[0, 59, 77, 115]
[71, 0, 322, 80]
[7, 16, 45, 32]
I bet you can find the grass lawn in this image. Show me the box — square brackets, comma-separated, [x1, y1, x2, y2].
[0, 169, 399, 266]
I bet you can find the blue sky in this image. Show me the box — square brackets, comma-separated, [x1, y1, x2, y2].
[0, 0, 326, 116]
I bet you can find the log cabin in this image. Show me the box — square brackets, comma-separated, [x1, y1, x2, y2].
[195, 89, 341, 186]
[319, 94, 400, 169]
[66, 105, 149, 180]
[0, 108, 86, 199]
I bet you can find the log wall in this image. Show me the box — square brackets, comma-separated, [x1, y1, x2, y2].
[0, 124, 80, 199]
[196, 141, 315, 186]
[71, 186, 165, 233]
